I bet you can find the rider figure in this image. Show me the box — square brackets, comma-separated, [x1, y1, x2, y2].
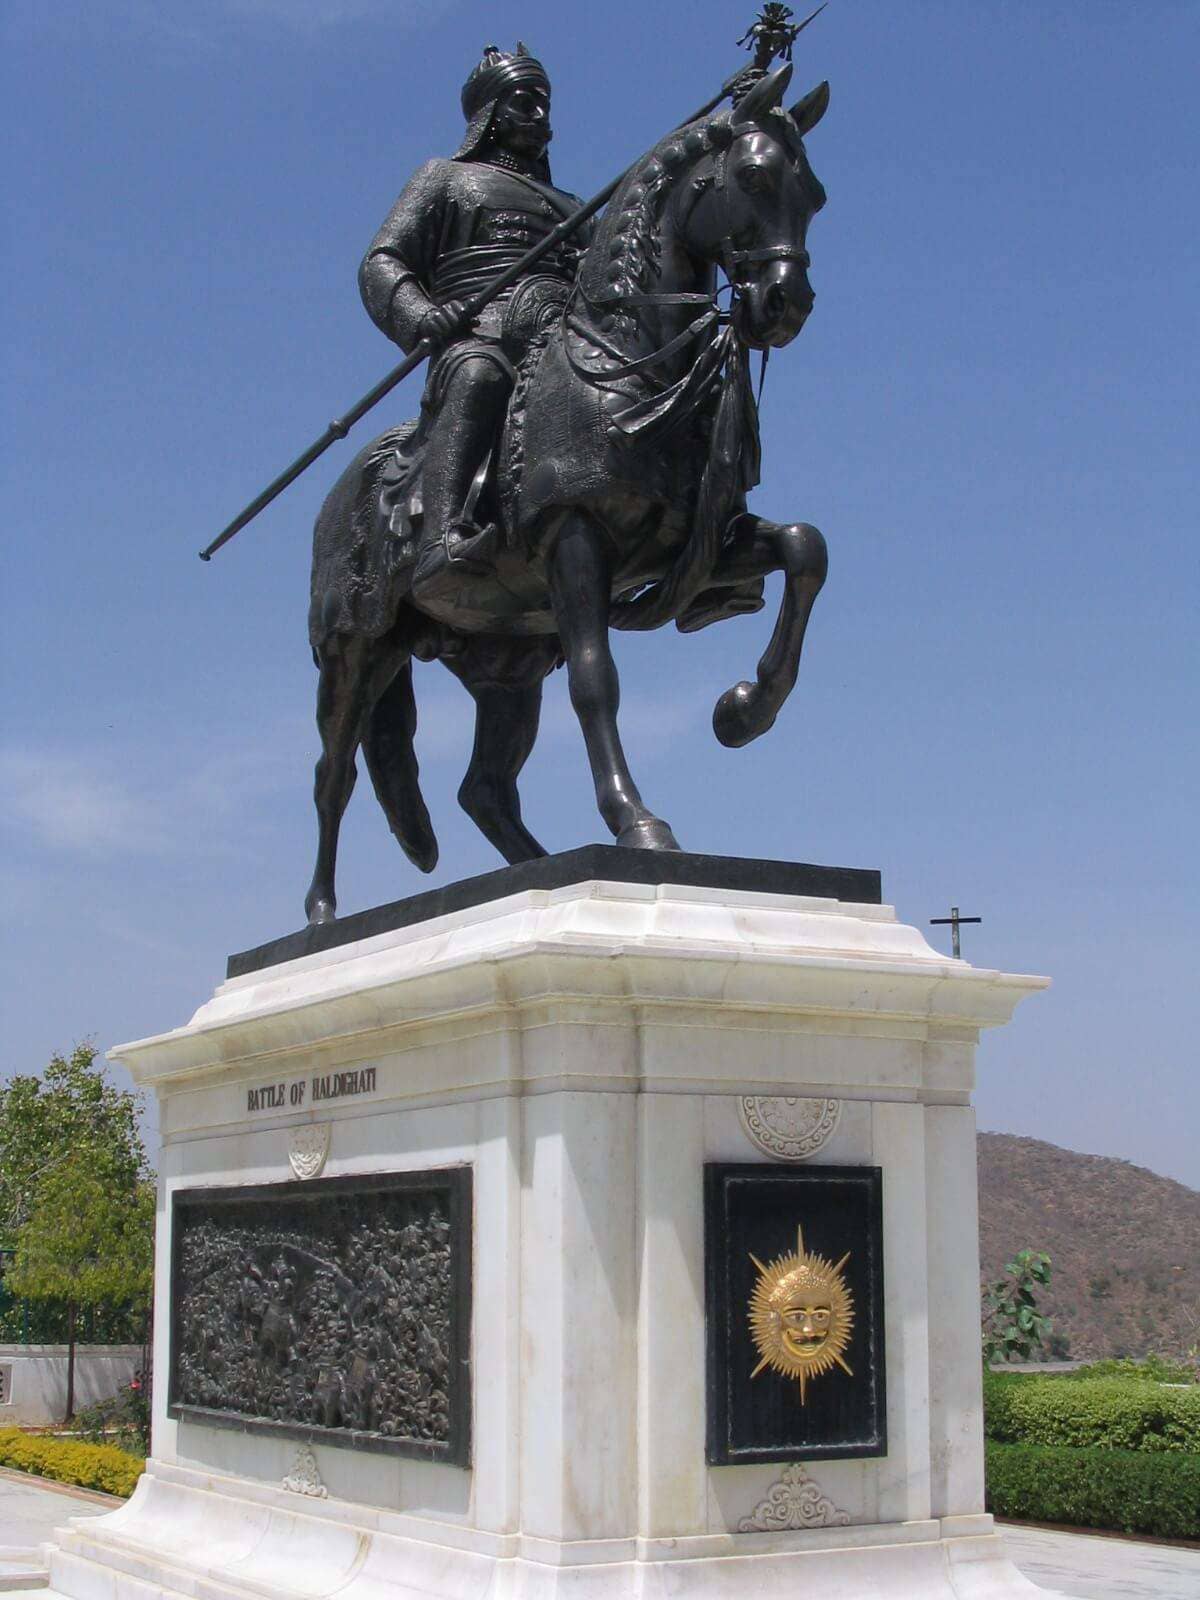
[360, 44, 589, 579]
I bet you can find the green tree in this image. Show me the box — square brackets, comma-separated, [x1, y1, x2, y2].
[0, 1045, 153, 1420]
[6, 1152, 154, 1422]
[982, 1250, 1053, 1366]
[0, 1044, 148, 1244]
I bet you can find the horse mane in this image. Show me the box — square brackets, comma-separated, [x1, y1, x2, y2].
[580, 115, 734, 310]
[580, 106, 825, 314]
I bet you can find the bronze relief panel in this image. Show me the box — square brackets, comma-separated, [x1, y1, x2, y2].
[168, 1168, 471, 1463]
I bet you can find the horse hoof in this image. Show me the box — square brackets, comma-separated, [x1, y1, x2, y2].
[713, 682, 776, 748]
[400, 834, 439, 874]
[617, 817, 681, 852]
[306, 898, 337, 926]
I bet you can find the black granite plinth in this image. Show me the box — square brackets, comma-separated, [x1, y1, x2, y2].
[228, 847, 882, 979]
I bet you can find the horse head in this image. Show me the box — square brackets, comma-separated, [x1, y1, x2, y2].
[577, 65, 827, 352]
[677, 64, 829, 349]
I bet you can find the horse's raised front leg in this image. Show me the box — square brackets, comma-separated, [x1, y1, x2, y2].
[709, 515, 828, 748]
[547, 511, 680, 851]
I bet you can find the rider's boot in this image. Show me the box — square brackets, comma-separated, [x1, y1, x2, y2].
[414, 358, 510, 589]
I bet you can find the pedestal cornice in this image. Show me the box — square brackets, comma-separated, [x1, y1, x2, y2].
[110, 879, 1047, 1096]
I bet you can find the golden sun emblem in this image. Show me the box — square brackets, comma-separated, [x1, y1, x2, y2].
[748, 1224, 855, 1403]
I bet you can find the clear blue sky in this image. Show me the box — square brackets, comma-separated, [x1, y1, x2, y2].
[2, 2, 1196, 1186]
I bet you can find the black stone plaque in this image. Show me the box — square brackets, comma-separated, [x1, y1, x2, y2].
[168, 1168, 471, 1463]
[705, 1163, 885, 1464]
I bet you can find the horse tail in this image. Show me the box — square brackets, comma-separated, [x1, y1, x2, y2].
[361, 657, 439, 874]
[610, 333, 758, 632]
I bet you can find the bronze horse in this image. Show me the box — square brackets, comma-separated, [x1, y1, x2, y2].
[305, 66, 829, 924]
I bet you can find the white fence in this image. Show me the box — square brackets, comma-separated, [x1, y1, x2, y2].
[0, 1344, 142, 1426]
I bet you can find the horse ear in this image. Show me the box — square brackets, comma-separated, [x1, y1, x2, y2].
[737, 62, 793, 123]
[789, 80, 830, 137]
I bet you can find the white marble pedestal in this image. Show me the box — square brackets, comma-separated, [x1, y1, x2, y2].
[40, 870, 1056, 1599]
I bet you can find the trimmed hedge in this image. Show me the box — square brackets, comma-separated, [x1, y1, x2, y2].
[985, 1441, 1200, 1541]
[1075, 1357, 1199, 1386]
[0, 1427, 143, 1498]
[984, 1371, 1200, 1453]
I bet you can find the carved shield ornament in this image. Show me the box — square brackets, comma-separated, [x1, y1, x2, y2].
[738, 1095, 841, 1160]
[288, 1123, 331, 1180]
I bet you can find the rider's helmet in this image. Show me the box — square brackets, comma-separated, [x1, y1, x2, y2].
[454, 43, 552, 170]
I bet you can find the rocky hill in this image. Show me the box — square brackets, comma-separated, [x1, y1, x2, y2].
[977, 1133, 1200, 1362]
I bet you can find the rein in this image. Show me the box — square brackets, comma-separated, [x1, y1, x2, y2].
[562, 141, 750, 437]
[559, 116, 809, 630]
[563, 113, 812, 411]
[566, 283, 720, 385]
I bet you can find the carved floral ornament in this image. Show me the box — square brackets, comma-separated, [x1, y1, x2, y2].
[738, 1096, 841, 1161]
[282, 1446, 327, 1498]
[737, 1463, 850, 1532]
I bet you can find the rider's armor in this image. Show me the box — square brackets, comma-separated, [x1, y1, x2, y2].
[359, 45, 591, 577]
[360, 159, 585, 355]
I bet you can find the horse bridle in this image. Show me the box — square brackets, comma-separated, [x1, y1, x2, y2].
[566, 112, 814, 386]
[688, 117, 813, 290]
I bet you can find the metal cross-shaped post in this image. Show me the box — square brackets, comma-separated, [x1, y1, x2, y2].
[930, 906, 981, 961]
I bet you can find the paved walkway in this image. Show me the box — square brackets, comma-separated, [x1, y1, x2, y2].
[999, 1522, 1200, 1599]
[1, 1475, 1197, 1598]
[0, 1471, 117, 1589]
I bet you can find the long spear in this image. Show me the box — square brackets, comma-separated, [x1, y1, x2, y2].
[198, 7, 824, 561]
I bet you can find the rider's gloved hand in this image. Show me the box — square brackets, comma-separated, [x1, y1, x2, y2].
[419, 300, 470, 344]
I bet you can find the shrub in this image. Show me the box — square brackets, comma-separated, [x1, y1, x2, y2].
[981, 1250, 1053, 1365]
[0, 1427, 143, 1498]
[74, 1370, 150, 1455]
[984, 1370, 1200, 1453]
[985, 1441, 1200, 1540]
[1074, 1355, 1199, 1385]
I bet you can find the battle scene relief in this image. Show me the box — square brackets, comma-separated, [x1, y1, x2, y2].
[169, 1170, 471, 1462]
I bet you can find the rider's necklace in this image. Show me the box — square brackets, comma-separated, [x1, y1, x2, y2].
[487, 149, 541, 177]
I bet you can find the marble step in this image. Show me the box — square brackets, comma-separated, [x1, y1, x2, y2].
[49, 1534, 282, 1600]
[50, 1474, 498, 1600]
[50, 1515, 488, 1600]
[50, 1547, 181, 1600]
[0, 1551, 49, 1593]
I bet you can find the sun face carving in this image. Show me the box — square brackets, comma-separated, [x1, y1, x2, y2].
[748, 1224, 854, 1403]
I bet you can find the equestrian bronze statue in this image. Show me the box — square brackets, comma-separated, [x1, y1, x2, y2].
[295, 44, 830, 924]
[199, 11, 833, 924]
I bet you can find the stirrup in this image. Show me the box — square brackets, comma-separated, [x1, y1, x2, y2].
[444, 519, 499, 573]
